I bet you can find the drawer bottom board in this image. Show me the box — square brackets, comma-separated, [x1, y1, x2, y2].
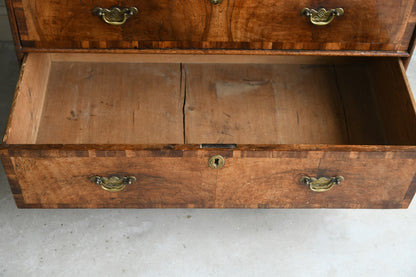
[5, 54, 415, 146]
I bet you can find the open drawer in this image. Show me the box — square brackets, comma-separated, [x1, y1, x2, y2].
[1, 53, 416, 208]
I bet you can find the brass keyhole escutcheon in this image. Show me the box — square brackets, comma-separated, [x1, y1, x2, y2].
[208, 155, 225, 169]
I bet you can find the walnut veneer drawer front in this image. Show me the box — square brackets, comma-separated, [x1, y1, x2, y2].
[10, 0, 416, 52]
[2, 53, 416, 208]
[4, 149, 416, 208]
[5, 156, 218, 208]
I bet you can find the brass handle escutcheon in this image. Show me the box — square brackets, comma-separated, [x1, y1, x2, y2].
[301, 8, 344, 26]
[208, 155, 225, 169]
[93, 7, 138, 26]
[90, 175, 136, 192]
[301, 176, 344, 192]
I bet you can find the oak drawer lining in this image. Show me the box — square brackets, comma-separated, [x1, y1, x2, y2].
[4, 53, 416, 146]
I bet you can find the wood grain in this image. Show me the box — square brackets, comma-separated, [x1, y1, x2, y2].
[5, 53, 185, 144]
[35, 61, 184, 144]
[10, 0, 416, 53]
[10, 156, 217, 208]
[215, 151, 416, 209]
[4, 53, 51, 144]
[3, 148, 415, 208]
[24, 48, 412, 58]
[334, 63, 387, 144]
[369, 59, 416, 145]
[184, 63, 390, 145]
[2, 144, 416, 157]
[5, 54, 415, 146]
[2, 53, 416, 209]
[48, 53, 369, 64]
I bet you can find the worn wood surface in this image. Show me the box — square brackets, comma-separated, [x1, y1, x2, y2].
[8, 53, 408, 146]
[5, 54, 416, 146]
[48, 53, 369, 64]
[184, 62, 403, 145]
[334, 64, 387, 144]
[369, 59, 416, 145]
[3, 144, 416, 156]
[9, 0, 416, 53]
[3, 149, 416, 208]
[5, 54, 185, 144]
[25, 48, 412, 57]
[35, 62, 183, 144]
[184, 63, 348, 144]
[4, 53, 51, 144]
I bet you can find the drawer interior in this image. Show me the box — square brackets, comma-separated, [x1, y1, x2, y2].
[4, 53, 416, 146]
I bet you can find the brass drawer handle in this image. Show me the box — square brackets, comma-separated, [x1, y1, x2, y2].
[93, 7, 138, 26]
[208, 155, 225, 169]
[90, 175, 136, 192]
[301, 176, 344, 192]
[301, 7, 344, 26]
[209, 0, 223, 4]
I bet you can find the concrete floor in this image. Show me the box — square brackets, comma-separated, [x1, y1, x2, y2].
[0, 41, 416, 276]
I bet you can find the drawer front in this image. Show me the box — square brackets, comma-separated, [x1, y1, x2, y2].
[11, 0, 416, 52]
[229, 0, 416, 52]
[13, 0, 208, 49]
[216, 151, 416, 209]
[3, 149, 416, 208]
[3, 153, 218, 208]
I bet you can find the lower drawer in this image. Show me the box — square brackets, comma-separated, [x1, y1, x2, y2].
[2, 53, 416, 208]
[4, 148, 416, 208]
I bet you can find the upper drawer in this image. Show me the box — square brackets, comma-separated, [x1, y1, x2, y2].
[10, 0, 416, 53]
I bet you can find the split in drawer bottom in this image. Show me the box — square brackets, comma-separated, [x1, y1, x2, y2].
[2, 53, 416, 208]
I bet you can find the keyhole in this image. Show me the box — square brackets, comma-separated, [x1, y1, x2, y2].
[208, 155, 225, 169]
[214, 158, 220, 167]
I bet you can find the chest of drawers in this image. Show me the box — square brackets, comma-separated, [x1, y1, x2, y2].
[2, 0, 416, 208]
